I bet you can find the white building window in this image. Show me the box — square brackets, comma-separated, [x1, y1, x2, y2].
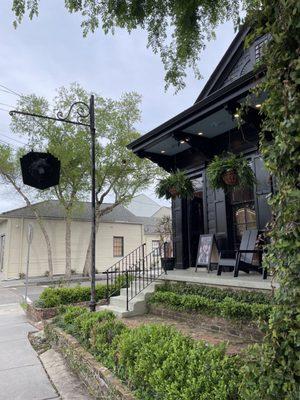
[113, 237, 124, 257]
[152, 240, 160, 255]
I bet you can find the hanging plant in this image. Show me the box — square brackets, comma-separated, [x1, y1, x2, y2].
[156, 170, 194, 200]
[207, 152, 256, 191]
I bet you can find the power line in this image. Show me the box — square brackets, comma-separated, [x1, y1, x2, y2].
[0, 84, 21, 97]
[0, 133, 27, 145]
[0, 102, 15, 108]
[0, 108, 10, 113]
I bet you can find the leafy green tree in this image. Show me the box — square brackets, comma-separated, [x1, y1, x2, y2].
[0, 144, 54, 278]
[11, 83, 161, 277]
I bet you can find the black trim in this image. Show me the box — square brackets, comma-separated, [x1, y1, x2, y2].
[128, 69, 264, 153]
[195, 26, 251, 102]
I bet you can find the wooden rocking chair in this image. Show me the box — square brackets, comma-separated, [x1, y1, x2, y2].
[217, 229, 267, 279]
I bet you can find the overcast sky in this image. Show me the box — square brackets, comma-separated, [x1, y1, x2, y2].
[0, 1, 236, 212]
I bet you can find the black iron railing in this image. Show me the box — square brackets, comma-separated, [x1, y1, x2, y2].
[104, 243, 146, 300]
[104, 242, 169, 311]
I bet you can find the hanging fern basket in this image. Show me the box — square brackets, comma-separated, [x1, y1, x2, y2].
[168, 187, 179, 198]
[222, 169, 239, 186]
[156, 170, 194, 200]
[207, 153, 256, 191]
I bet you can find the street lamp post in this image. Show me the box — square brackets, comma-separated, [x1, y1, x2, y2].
[10, 95, 97, 311]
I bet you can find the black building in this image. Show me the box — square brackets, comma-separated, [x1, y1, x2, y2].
[128, 26, 273, 270]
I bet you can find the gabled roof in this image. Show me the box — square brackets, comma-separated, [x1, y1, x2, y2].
[0, 200, 158, 230]
[195, 25, 251, 102]
[125, 194, 160, 217]
[196, 26, 268, 103]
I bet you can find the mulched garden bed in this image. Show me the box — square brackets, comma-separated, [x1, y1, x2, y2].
[122, 311, 261, 354]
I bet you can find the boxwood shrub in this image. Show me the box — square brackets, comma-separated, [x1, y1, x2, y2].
[157, 282, 273, 304]
[55, 307, 241, 400]
[148, 291, 271, 321]
[35, 275, 128, 308]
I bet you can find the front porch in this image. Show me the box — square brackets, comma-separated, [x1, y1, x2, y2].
[159, 268, 277, 291]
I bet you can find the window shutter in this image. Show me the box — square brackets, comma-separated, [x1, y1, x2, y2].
[205, 174, 228, 243]
[172, 197, 188, 268]
[253, 156, 272, 229]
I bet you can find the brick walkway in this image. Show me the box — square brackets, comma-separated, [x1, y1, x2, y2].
[122, 314, 256, 354]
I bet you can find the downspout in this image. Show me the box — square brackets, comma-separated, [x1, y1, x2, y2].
[19, 217, 24, 276]
[6, 219, 12, 279]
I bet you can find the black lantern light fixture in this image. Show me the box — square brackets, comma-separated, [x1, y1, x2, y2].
[20, 151, 60, 190]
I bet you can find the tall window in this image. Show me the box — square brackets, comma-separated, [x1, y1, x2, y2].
[113, 237, 124, 257]
[230, 187, 257, 248]
[152, 240, 160, 255]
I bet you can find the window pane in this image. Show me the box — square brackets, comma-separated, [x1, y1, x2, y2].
[152, 240, 160, 255]
[113, 237, 124, 257]
[232, 203, 257, 247]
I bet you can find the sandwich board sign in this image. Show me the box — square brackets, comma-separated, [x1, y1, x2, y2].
[195, 234, 219, 272]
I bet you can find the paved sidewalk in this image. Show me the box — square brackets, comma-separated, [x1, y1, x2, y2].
[0, 298, 59, 399]
[40, 349, 93, 400]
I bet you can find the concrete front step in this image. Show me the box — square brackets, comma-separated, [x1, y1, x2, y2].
[98, 281, 162, 317]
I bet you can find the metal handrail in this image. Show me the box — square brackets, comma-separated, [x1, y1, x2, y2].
[105, 243, 146, 274]
[104, 243, 146, 300]
[104, 241, 172, 310]
[125, 242, 167, 310]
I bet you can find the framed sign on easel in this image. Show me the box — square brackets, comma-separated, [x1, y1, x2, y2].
[195, 234, 219, 272]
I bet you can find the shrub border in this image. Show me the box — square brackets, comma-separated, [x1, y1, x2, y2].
[148, 303, 264, 341]
[44, 322, 136, 400]
[26, 299, 107, 322]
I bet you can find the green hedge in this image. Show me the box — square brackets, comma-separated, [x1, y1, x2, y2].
[148, 291, 271, 321]
[55, 307, 241, 400]
[35, 285, 108, 308]
[35, 276, 127, 308]
[157, 282, 273, 304]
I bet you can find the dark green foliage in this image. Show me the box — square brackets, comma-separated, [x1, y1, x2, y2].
[56, 306, 118, 348]
[56, 306, 241, 400]
[156, 170, 194, 200]
[113, 324, 240, 400]
[157, 282, 273, 304]
[36, 284, 109, 308]
[90, 320, 128, 368]
[12, 0, 241, 90]
[36, 275, 132, 308]
[206, 152, 256, 191]
[149, 290, 271, 321]
[238, 2, 300, 399]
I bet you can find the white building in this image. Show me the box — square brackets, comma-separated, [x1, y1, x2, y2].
[0, 200, 163, 279]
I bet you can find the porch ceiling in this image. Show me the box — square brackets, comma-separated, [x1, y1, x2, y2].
[139, 91, 266, 158]
[147, 107, 236, 157]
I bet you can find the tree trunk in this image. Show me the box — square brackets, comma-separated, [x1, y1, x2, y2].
[82, 218, 100, 276]
[82, 236, 92, 276]
[35, 214, 54, 279]
[82, 202, 122, 276]
[2, 173, 54, 278]
[65, 216, 72, 279]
